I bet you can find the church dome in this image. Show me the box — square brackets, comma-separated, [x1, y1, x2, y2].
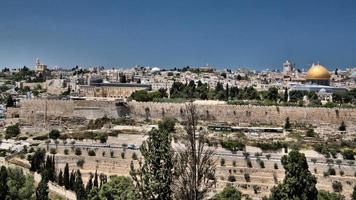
[306, 64, 330, 80]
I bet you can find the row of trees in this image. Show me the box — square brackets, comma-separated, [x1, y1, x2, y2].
[131, 80, 342, 106]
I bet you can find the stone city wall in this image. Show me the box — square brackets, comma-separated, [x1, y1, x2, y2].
[127, 102, 356, 126]
[18, 99, 118, 126]
[16, 99, 356, 126]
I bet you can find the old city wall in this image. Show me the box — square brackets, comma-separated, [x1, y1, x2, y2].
[19, 99, 118, 125]
[17, 99, 356, 126]
[127, 102, 356, 126]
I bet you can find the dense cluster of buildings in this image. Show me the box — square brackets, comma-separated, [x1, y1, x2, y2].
[0, 59, 355, 102]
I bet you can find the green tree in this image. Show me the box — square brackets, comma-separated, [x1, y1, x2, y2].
[317, 190, 345, 200]
[87, 187, 101, 200]
[332, 181, 343, 193]
[158, 117, 176, 133]
[29, 148, 46, 172]
[69, 170, 75, 190]
[74, 170, 86, 200]
[283, 88, 288, 102]
[63, 163, 70, 189]
[0, 166, 8, 199]
[352, 185, 356, 200]
[6, 95, 14, 107]
[86, 174, 93, 196]
[130, 120, 174, 199]
[57, 169, 63, 186]
[36, 176, 49, 200]
[338, 121, 346, 131]
[48, 129, 60, 139]
[170, 82, 185, 98]
[284, 117, 291, 130]
[268, 150, 318, 200]
[99, 176, 135, 200]
[289, 90, 306, 102]
[5, 124, 21, 139]
[215, 82, 226, 100]
[213, 184, 241, 200]
[7, 167, 36, 200]
[94, 170, 99, 188]
[265, 87, 279, 102]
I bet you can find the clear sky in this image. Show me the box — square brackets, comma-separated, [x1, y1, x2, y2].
[1, 0, 356, 70]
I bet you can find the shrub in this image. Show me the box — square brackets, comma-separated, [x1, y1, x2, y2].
[121, 152, 125, 159]
[75, 148, 82, 156]
[243, 152, 250, 159]
[110, 150, 114, 158]
[314, 168, 317, 174]
[50, 148, 57, 154]
[266, 154, 271, 160]
[220, 140, 245, 152]
[255, 152, 262, 158]
[336, 159, 342, 167]
[328, 168, 336, 176]
[5, 124, 21, 139]
[244, 173, 250, 182]
[88, 149, 96, 156]
[232, 160, 236, 167]
[274, 163, 278, 169]
[96, 133, 108, 143]
[339, 170, 344, 176]
[246, 159, 252, 168]
[306, 128, 316, 137]
[228, 175, 236, 182]
[256, 141, 285, 151]
[311, 158, 317, 164]
[132, 152, 138, 160]
[332, 181, 343, 193]
[338, 121, 346, 131]
[342, 149, 355, 160]
[220, 158, 225, 166]
[64, 149, 69, 155]
[49, 129, 60, 140]
[102, 151, 106, 157]
[77, 159, 85, 168]
[259, 160, 265, 168]
[253, 185, 260, 194]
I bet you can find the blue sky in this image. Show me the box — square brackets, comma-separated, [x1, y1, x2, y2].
[1, 0, 356, 70]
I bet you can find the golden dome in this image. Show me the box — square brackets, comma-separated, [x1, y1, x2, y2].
[306, 64, 330, 80]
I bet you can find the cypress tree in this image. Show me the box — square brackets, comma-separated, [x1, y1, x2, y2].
[69, 170, 75, 190]
[85, 174, 93, 196]
[352, 185, 356, 200]
[63, 163, 70, 189]
[30, 148, 46, 172]
[74, 170, 86, 200]
[93, 170, 98, 188]
[99, 173, 107, 187]
[37, 168, 49, 200]
[36, 178, 49, 200]
[0, 166, 8, 199]
[57, 169, 63, 186]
